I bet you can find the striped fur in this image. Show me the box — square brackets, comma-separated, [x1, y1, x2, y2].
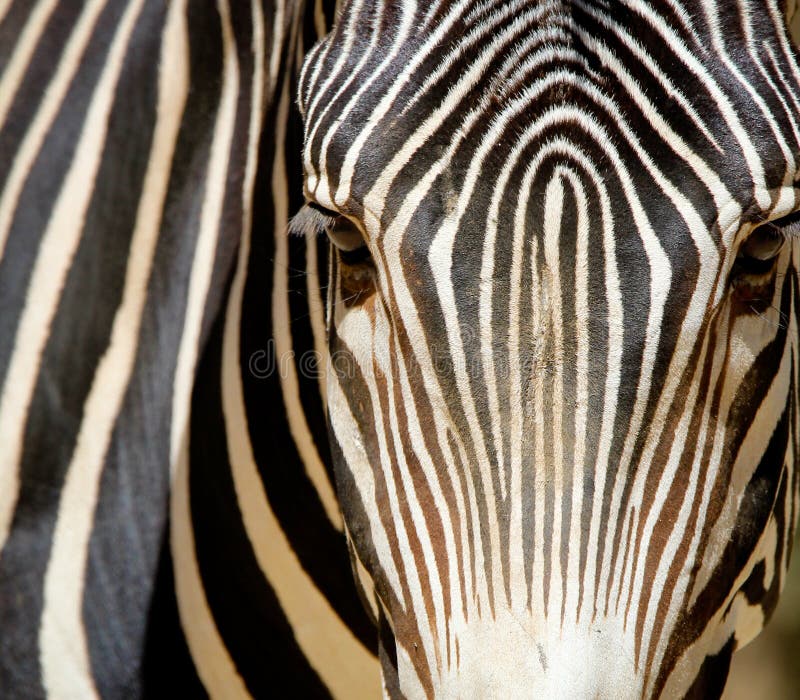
[299, 1, 800, 697]
[3, 0, 800, 698]
[0, 0, 379, 697]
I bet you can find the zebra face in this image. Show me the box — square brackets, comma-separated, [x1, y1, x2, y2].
[297, 2, 800, 697]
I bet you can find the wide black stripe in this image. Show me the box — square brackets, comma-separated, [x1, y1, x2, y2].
[141, 528, 207, 699]
[681, 634, 735, 700]
[0, 0, 37, 71]
[181, 3, 340, 694]
[281, 27, 333, 478]
[196, 0, 255, 350]
[190, 290, 331, 699]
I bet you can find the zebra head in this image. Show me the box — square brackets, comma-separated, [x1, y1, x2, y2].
[295, 1, 800, 697]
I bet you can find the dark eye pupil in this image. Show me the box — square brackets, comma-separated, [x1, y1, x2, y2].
[305, 201, 367, 253]
[740, 225, 784, 262]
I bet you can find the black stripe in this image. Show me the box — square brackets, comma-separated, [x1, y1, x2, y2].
[190, 291, 331, 699]
[0, 1, 85, 192]
[681, 634, 735, 700]
[0, 0, 128, 388]
[0, 0, 37, 71]
[141, 527, 208, 699]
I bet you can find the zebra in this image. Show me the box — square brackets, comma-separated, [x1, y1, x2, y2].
[294, 0, 800, 697]
[0, 0, 379, 697]
[0, 1, 798, 699]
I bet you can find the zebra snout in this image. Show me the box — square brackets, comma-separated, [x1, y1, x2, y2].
[401, 610, 641, 699]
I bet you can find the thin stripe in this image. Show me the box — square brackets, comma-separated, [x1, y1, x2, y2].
[305, 232, 328, 407]
[272, 79, 342, 529]
[267, 0, 286, 100]
[169, 2, 256, 696]
[168, 0, 239, 476]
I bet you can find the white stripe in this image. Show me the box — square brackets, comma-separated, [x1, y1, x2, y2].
[328, 368, 407, 611]
[393, 335, 468, 637]
[267, 0, 285, 100]
[562, 169, 590, 625]
[541, 176, 566, 623]
[168, 0, 238, 474]
[336, 303, 438, 670]
[171, 445, 252, 699]
[640, 316, 731, 680]
[330, 0, 471, 206]
[304, 0, 367, 130]
[702, 0, 793, 193]
[623, 0, 767, 206]
[377, 308, 448, 667]
[0, 0, 14, 23]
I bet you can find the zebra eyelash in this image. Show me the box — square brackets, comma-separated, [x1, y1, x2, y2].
[288, 202, 339, 238]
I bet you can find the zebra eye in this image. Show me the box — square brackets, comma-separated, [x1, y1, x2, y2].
[731, 211, 799, 306]
[740, 224, 785, 263]
[322, 212, 367, 256]
[737, 210, 800, 268]
[291, 202, 375, 306]
[291, 201, 369, 264]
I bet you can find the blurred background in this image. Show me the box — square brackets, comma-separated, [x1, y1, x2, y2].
[724, 543, 800, 699]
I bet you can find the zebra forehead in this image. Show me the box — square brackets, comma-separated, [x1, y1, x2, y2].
[300, 0, 800, 221]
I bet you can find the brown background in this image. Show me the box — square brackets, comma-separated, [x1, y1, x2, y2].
[724, 546, 800, 698]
